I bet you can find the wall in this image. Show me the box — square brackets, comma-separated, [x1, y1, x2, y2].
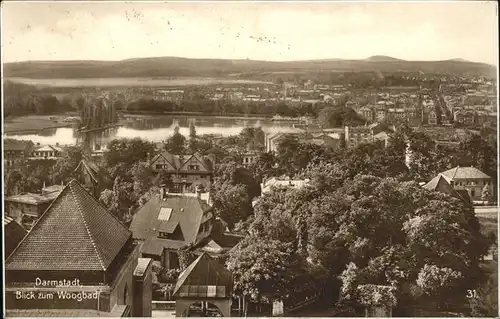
[107, 244, 140, 315]
[454, 178, 493, 201]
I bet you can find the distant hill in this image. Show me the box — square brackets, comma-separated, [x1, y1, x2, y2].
[4, 56, 496, 79]
[364, 55, 405, 62]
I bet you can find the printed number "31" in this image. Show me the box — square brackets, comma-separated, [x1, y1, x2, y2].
[466, 290, 478, 298]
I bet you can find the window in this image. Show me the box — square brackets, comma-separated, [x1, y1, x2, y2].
[189, 164, 199, 170]
[471, 189, 475, 197]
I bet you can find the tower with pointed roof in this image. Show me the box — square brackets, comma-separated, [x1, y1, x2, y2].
[4, 179, 152, 317]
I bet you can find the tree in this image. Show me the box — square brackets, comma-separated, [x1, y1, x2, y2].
[99, 176, 135, 221]
[317, 106, 364, 128]
[226, 236, 305, 303]
[214, 161, 261, 200]
[188, 122, 197, 151]
[50, 145, 83, 184]
[288, 173, 489, 313]
[166, 125, 186, 154]
[131, 161, 155, 199]
[178, 249, 198, 270]
[416, 264, 462, 297]
[104, 137, 156, 172]
[481, 185, 492, 203]
[212, 181, 252, 230]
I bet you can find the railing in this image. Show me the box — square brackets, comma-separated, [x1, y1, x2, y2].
[152, 300, 176, 310]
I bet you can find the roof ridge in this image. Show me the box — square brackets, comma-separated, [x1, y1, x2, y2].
[452, 166, 459, 179]
[70, 182, 106, 271]
[173, 253, 205, 295]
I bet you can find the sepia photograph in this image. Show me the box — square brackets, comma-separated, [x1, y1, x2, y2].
[1, 1, 499, 318]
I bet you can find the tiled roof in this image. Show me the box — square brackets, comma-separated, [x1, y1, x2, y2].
[6, 179, 131, 271]
[173, 253, 233, 296]
[441, 166, 491, 180]
[130, 194, 212, 245]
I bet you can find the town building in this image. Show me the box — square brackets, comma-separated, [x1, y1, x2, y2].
[28, 144, 63, 160]
[130, 189, 215, 269]
[149, 151, 215, 192]
[343, 123, 394, 148]
[153, 89, 185, 105]
[359, 105, 375, 122]
[4, 139, 33, 168]
[4, 192, 58, 230]
[454, 109, 477, 126]
[264, 130, 305, 153]
[422, 174, 472, 206]
[242, 152, 259, 168]
[437, 166, 493, 201]
[73, 157, 111, 198]
[5, 179, 153, 317]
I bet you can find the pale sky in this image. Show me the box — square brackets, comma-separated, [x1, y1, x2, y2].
[2, 1, 498, 65]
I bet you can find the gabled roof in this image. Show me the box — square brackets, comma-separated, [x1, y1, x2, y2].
[150, 151, 213, 173]
[130, 194, 212, 244]
[6, 179, 131, 271]
[173, 253, 233, 296]
[423, 174, 471, 205]
[441, 166, 491, 180]
[74, 158, 100, 184]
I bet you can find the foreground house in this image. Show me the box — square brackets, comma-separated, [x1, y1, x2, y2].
[173, 253, 234, 317]
[149, 151, 215, 192]
[5, 179, 153, 317]
[130, 188, 214, 269]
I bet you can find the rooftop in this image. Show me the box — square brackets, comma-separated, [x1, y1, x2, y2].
[173, 253, 233, 297]
[130, 193, 212, 244]
[6, 179, 131, 271]
[441, 166, 491, 180]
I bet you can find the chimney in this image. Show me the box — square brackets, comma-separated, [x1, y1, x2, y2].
[56, 142, 59, 146]
[37, 142, 40, 146]
[160, 184, 168, 200]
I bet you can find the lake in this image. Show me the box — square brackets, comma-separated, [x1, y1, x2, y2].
[5, 114, 305, 146]
[7, 77, 270, 88]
